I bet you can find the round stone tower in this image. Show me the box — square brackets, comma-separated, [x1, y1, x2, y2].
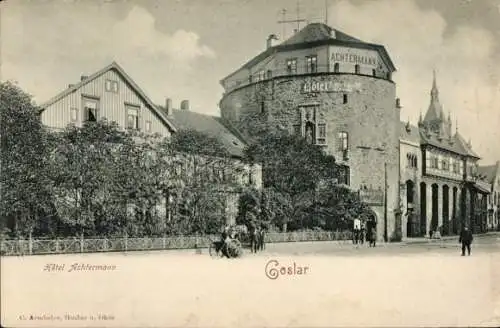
[219, 23, 401, 241]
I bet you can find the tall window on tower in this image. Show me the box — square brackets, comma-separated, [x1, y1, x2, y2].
[126, 104, 140, 130]
[317, 123, 326, 145]
[306, 55, 317, 73]
[83, 98, 99, 122]
[338, 131, 349, 160]
[305, 122, 315, 144]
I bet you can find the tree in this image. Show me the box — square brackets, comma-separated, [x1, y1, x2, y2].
[0, 82, 55, 237]
[242, 130, 369, 232]
[168, 129, 230, 158]
[243, 131, 340, 231]
[51, 120, 134, 237]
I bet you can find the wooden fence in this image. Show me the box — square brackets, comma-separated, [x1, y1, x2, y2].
[0, 231, 353, 256]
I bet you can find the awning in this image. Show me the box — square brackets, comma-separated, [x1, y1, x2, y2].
[473, 183, 490, 194]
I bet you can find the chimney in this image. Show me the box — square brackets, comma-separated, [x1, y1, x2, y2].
[180, 100, 189, 111]
[266, 34, 279, 49]
[396, 98, 401, 109]
[80, 75, 88, 81]
[329, 27, 336, 39]
[165, 98, 173, 115]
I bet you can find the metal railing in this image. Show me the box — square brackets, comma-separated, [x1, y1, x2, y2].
[0, 231, 353, 256]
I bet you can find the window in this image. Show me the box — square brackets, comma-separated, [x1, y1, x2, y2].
[260, 101, 265, 114]
[266, 70, 272, 79]
[306, 55, 317, 73]
[70, 107, 78, 122]
[343, 94, 348, 104]
[145, 120, 152, 133]
[407, 153, 418, 168]
[249, 75, 253, 83]
[339, 165, 350, 185]
[338, 131, 349, 159]
[317, 123, 327, 145]
[105, 80, 119, 93]
[453, 161, 460, 173]
[442, 158, 449, 171]
[355, 64, 360, 74]
[372, 69, 376, 77]
[83, 98, 99, 122]
[286, 58, 297, 74]
[429, 156, 439, 169]
[334, 63, 339, 73]
[256, 71, 266, 81]
[126, 104, 140, 130]
[387, 72, 392, 80]
[292, 124, 301, 136]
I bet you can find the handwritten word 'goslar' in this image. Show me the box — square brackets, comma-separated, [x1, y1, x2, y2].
[265, 259, 309, 280]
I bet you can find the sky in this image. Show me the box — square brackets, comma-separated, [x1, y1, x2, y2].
[1, 0, 499, 164]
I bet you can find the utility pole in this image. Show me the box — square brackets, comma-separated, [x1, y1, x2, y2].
[325, 0, 329, 24]
[384, 162, 388, 242]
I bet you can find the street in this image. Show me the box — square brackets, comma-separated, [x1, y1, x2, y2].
[1, 234, 499, 327]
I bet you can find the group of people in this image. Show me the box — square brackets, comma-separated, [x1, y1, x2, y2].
[217, 223, 266, 258]
[353, 217, 377, 247]
[249, 223, 266, 253]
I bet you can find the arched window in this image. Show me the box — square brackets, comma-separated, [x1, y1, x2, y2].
[334, 63, 340, 73]
[355, 64, 360, 74]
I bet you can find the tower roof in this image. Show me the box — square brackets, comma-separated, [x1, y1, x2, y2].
[281, 22, 363, 46]
[423, 70, 445, 123]
[220, 22, 396, 84]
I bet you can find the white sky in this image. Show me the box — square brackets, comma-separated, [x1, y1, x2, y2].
[1, 0, 499, 164]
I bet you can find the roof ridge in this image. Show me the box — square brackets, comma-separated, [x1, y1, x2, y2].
[39, 61, 177, 133]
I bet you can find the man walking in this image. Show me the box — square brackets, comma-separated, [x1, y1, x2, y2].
[459, 226, 473, 256]
[353, 217, 361, 245]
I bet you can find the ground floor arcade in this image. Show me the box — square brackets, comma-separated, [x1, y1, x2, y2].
[400, 178, 489, 238]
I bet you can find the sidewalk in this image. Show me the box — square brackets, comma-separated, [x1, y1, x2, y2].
[402, 231, 500, 245]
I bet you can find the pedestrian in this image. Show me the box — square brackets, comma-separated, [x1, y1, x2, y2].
[259, 225, 266, 251]
[370, 227, 377, 247]
[360, 221, 366, 245]
[353, 217, 361, 245]
[459, 226, 473, 256]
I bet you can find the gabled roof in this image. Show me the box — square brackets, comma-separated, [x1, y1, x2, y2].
[477, 161, 499, 184]
[454, 132, 480, 158]
[221, 23, 396, 84]
[419, 129, 480, 159]
[399, 121, 421, 144]
[40, 61, 177, 133]
[156, 107, 248, 158]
